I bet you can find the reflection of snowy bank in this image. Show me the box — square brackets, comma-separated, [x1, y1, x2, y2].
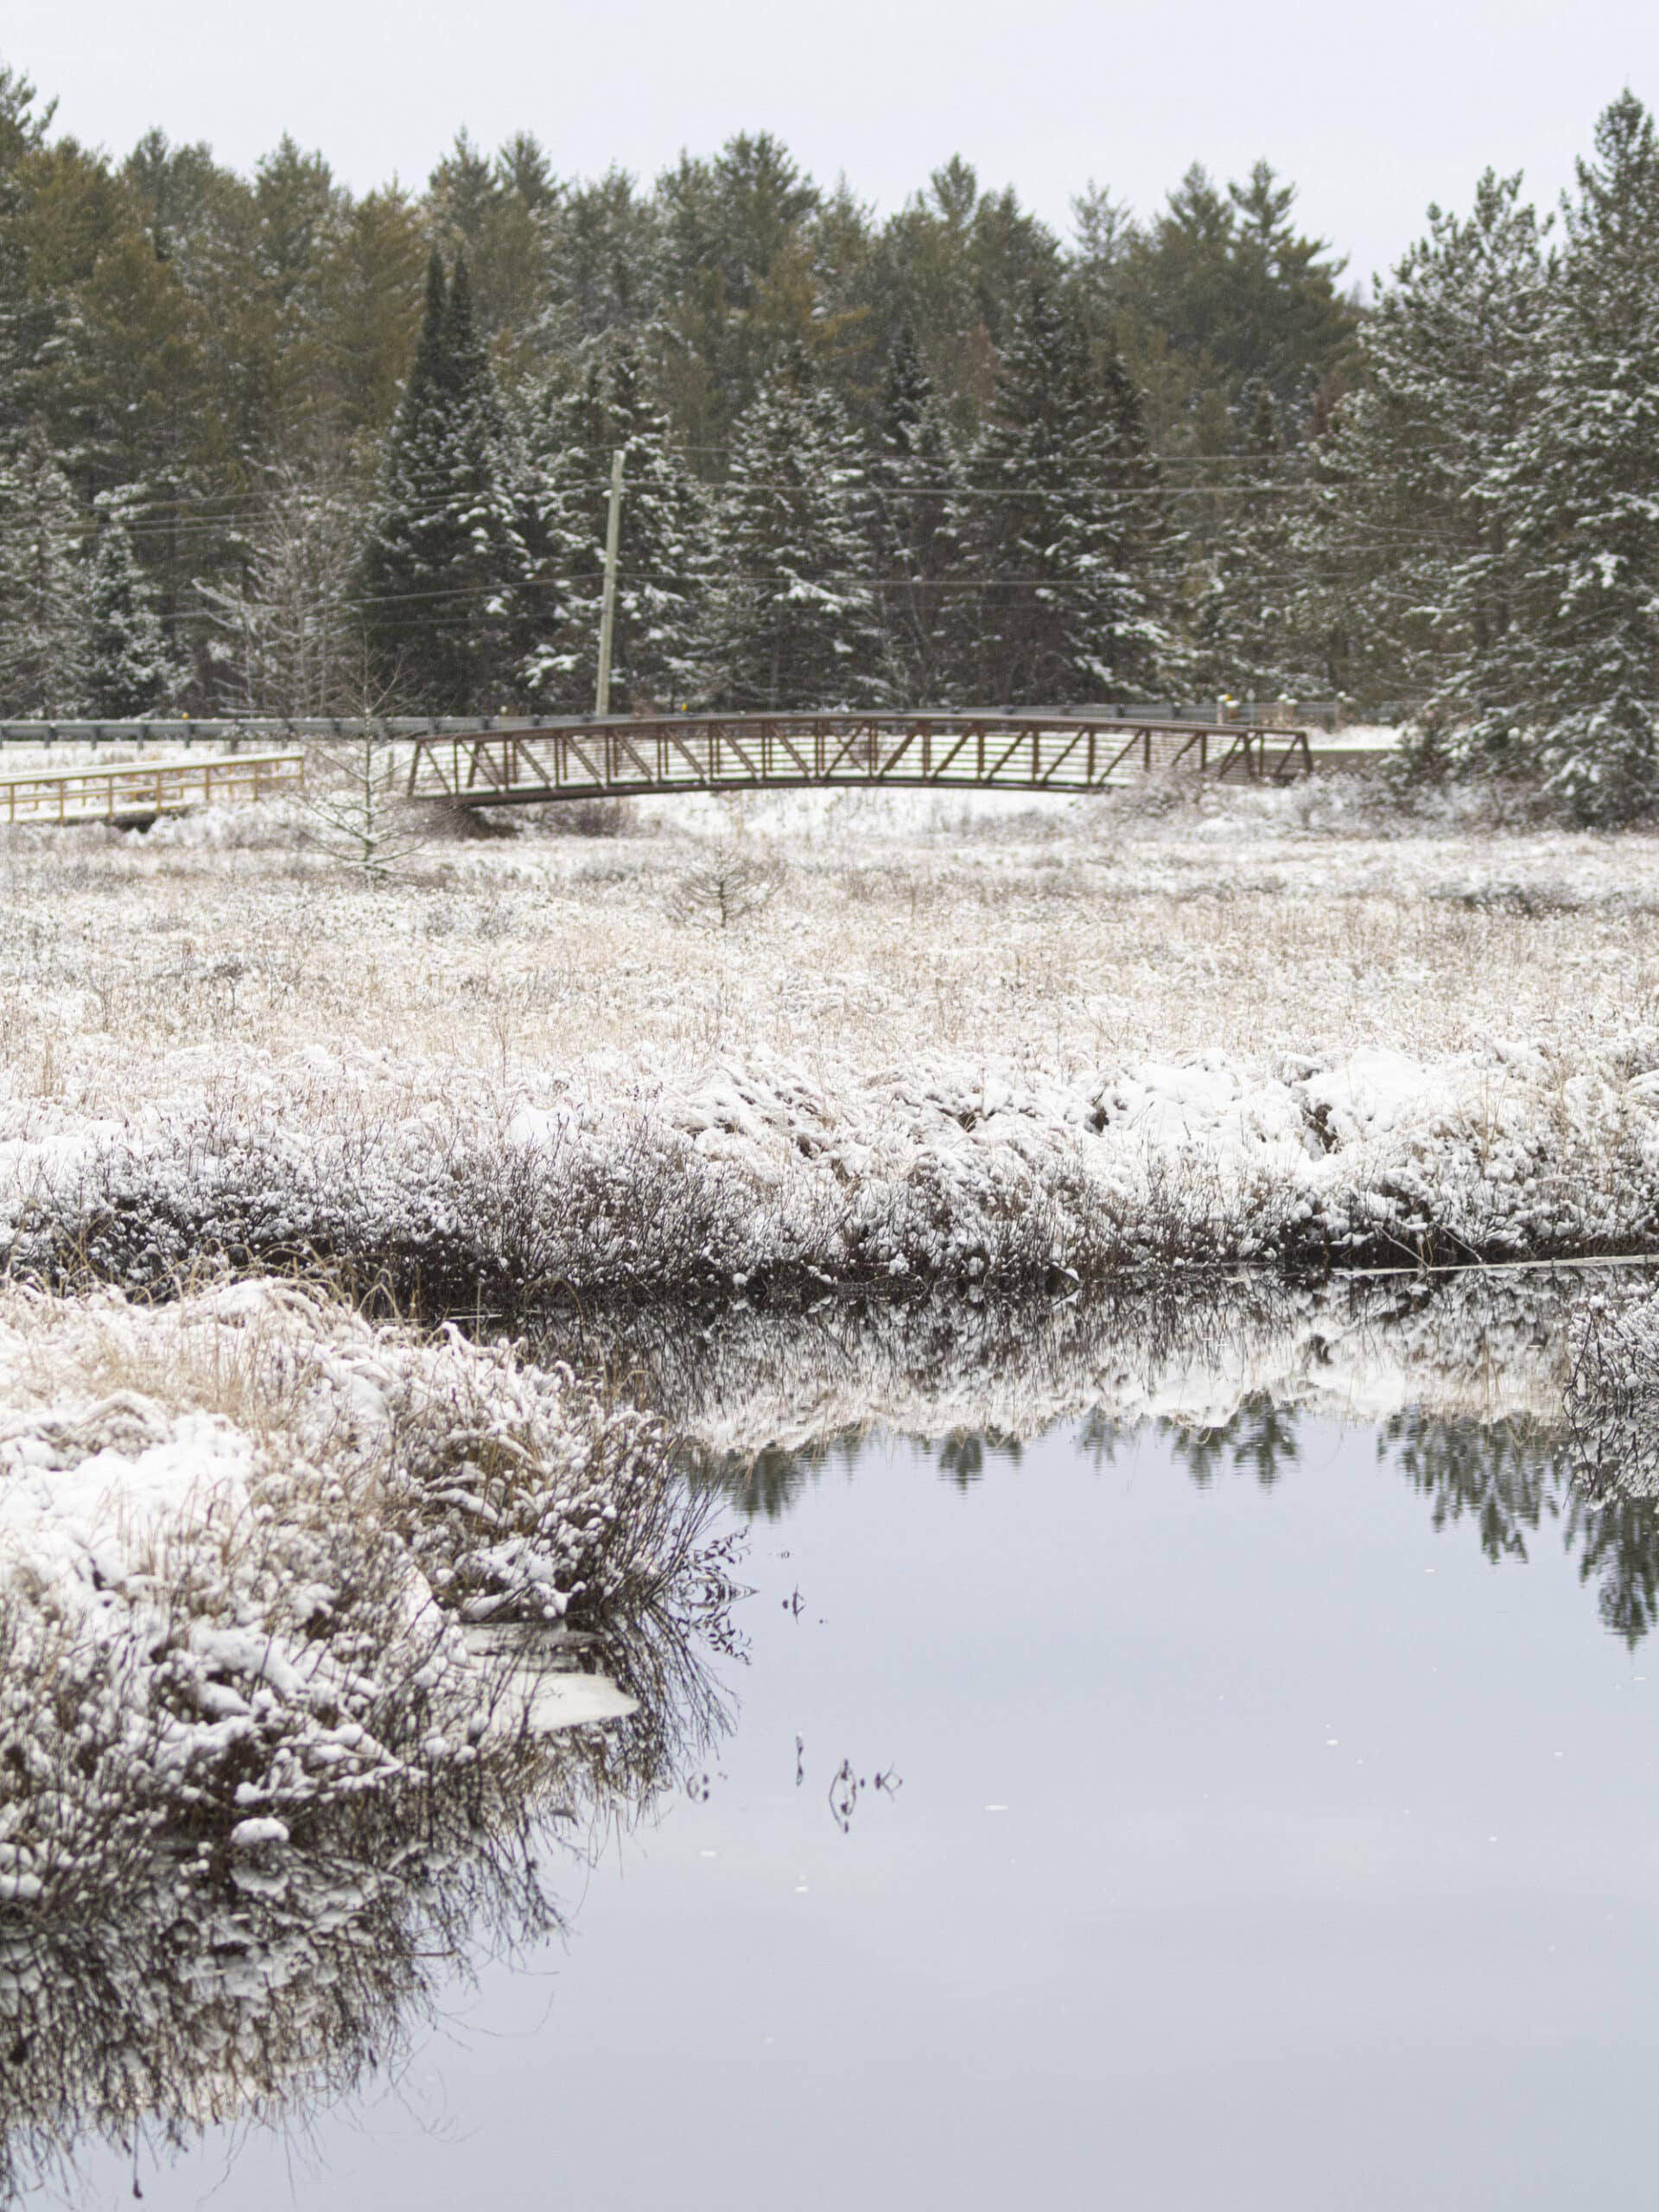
[1567, 1287, 1659, 1502]
[0, 1610, 728, 2203]
[589, 1271, 1659, 1652]
[6, 1041, 1659, 1302]
[550, 1268, 1586, 1458]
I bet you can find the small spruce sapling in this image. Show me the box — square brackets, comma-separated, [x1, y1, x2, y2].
[299, 652, 432, 883]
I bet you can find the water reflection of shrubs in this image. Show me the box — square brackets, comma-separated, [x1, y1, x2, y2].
[1567, 1287, 1659, 1500]
[0, 1599, 732, 2202]
[546, 1270, 1576, 1468]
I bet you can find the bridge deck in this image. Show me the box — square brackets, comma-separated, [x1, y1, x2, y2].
[404, 714, 1313, 807]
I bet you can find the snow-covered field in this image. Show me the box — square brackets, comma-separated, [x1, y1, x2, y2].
[2, 772, 1658, 1293]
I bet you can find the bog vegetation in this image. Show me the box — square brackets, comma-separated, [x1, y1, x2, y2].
[4, 64, 1659, 811]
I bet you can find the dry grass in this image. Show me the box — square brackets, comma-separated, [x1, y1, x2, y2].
[0, 777, 1656, 1129]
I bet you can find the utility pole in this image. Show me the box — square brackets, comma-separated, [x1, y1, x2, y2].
[594, 448, 624, 715]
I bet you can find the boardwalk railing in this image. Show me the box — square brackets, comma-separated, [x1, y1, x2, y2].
[0, 751, 304, 824]
[404, 712, 1314, 807]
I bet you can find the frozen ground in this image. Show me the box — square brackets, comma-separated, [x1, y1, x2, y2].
[1, 772, 1658, 1292]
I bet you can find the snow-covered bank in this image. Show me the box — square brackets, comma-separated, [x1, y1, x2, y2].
[4, 1036, 1659, 1300]
[0, 1283, 728, 1920]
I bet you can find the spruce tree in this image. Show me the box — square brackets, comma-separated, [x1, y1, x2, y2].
[0, 432, 89, 715]
[1497, 93, 1659, 817]
[360, 251, 525, 712]
[868, 326, 966, 704]
[520, 344, 710, 710]
[1187, 386, 1313, 702]
[702, 355, 885, 709]
[959, 278, 1164, 705]
[84, 493, 181, 716]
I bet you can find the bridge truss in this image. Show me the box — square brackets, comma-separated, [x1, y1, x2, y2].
[404, 712, 1313, 808]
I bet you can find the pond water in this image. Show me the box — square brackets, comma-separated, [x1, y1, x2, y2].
[58, 1294, 1659, 2210]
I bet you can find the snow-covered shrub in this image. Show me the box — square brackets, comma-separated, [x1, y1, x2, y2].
[6, 1042, 1659, 1302]
[669, 835, 785, 930]
[0, 1285, 727, 1920]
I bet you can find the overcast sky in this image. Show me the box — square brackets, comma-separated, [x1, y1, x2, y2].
[8, 0, 1659, 287]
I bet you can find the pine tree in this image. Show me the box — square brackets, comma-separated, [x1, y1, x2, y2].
[537, 168, 665, 355]
[359, 251, 525, 712]
[702, 355, 885, 709]
[1299, 169, 1550, 722]
[960, 278, 1164, 705]
[0, 66, 54, 442]
[520, 345, 710, 710]
[656, 136, 836, 448]
[84, 493, 180, 716]
[868, 327, 966, 703]
[1496, 93, 1659, 818]
[0, 432, 89, 714]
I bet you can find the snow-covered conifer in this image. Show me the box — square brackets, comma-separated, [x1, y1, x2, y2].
[360, 251, 526, 712]
[959, 278, 1164, 705]
[520, 345, 710, 711]
[1186, 386, 1316, 701]
[702, 355, 885, 710]
[1495, 93, 1659, 817]
[1300, 169, 1550, 726]
[84, 492, 181, 717]
[0, 432, 89, 715]
[868, 326, 967, 705]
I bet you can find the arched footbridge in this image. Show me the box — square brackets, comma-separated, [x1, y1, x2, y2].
[402, 710, 1313, 808]
[0, 711, 1313, 823]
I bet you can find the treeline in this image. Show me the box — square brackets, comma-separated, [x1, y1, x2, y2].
[3, 62, 1659, 813]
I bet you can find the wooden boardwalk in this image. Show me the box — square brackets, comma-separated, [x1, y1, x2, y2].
[0, 751, 303, 824]
[404, 712, 1313, 807]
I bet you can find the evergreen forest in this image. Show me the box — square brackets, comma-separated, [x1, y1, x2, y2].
[5, 60, 1659, 816]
